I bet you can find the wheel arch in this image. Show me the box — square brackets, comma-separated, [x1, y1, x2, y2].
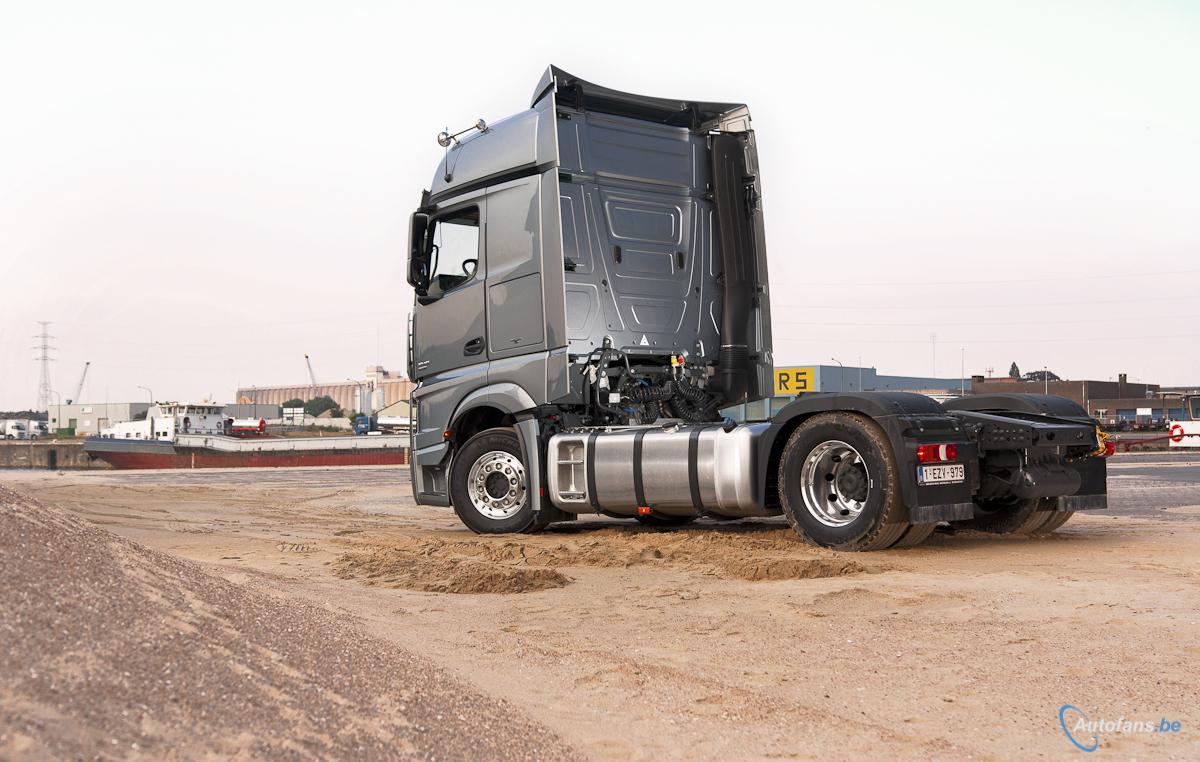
[448, 382, 537, 445]
[451, 406, 516, 445]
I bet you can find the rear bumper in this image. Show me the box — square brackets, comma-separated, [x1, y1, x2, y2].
[912, 492, 1108, 525]
[889, 408, 1108, 523]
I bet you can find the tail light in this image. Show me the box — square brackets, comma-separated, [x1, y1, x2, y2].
[916, 443, 958, 463]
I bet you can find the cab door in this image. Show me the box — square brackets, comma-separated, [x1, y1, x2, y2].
[410, 199, 487, 380]
[484, 175, 546, 359]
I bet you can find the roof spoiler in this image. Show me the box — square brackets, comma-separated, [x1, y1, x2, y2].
[531, 65, 751, 132]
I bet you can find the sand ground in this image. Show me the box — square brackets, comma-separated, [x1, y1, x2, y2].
[3, 456, 1199, 760]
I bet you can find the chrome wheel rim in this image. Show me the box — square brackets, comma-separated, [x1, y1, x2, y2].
[466, 450, 526, 520]
[799, 440, 870, 527]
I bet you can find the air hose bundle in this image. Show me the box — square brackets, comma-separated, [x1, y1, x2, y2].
[579, 340, 722, 424]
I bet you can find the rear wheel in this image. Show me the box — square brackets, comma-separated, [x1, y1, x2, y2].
[1033, 510, 1074, 534]
[778, 412, 910, 551]
[449, 427, 554, 534]
[953, 496, 1054, 535]
[890, 522, 937, 548]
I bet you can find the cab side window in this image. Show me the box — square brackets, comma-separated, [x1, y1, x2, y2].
[428, 207, 481, 294]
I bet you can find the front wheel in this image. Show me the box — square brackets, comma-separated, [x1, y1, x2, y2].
[777, 412, 915, 551]
[449, 427, 553, 534]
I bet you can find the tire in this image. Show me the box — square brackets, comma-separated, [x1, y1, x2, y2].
[1033, 510, 1074, 534]
[777, 412, 909, 551]
[449, 427, 552, 534]
[953, 496, 1055, 535]
[635, 514, 697, 528]
[889, 522, 937, 548]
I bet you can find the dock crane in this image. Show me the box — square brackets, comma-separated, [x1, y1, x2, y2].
[304, 354, 317, 396]
[67, 361, 90, 405]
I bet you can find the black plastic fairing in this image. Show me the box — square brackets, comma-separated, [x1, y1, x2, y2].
[943, 393, 1091, 420]
[711, 133, 755, 403]
[950, 409, 1098, 450]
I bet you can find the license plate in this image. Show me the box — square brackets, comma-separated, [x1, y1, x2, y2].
[917, 463, 965, 485]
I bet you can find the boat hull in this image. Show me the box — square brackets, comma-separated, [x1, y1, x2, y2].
[84, 436, 410, 470]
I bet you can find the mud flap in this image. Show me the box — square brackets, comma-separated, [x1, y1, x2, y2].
[1058, 494, 1107, 511]
[910, 502, 975, 524]
[515, 415, 572, 522]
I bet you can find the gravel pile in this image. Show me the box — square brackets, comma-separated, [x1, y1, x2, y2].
[0, 485, 576, 760]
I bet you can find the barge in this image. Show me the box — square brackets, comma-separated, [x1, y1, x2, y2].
[83, 432, 410, 469]
[84, 401, 409, 469]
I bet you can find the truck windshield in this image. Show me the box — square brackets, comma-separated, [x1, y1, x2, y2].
[428, 207, 480, 293]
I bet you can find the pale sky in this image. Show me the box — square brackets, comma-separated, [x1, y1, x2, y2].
[2, 0, 1197, 409]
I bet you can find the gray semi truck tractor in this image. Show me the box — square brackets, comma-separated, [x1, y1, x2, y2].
[405, 66, 1109, 550]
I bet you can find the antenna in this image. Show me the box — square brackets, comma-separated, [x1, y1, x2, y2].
[437, 118, 489, 148]
[438, 119, 489, 183]
[33, 321, 56, 412]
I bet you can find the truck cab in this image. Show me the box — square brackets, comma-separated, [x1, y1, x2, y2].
[405, 67, 1109, 550]
[407, 67, 770, 504]
[3, 420, 29, 440]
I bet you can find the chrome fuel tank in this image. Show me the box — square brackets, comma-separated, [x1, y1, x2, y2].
[546, 423, 774, 518]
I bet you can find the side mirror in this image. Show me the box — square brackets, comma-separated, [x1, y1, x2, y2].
[408, 212, 432, 294]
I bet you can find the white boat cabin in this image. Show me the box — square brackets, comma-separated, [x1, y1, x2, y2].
[100, 403, 227, 441]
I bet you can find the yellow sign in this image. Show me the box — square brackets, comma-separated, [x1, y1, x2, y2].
[774, 366, 815, 396]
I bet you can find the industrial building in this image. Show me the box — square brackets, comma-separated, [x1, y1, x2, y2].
[223, 404, 283, 420]
[48, 402, 150, 436]
[375, 399, 412, 418]
[970, 373, 1157, 406]
[1087, 398, 1187, 426]
[782, 364, 970, 395]
[236, 366, 414, 415]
